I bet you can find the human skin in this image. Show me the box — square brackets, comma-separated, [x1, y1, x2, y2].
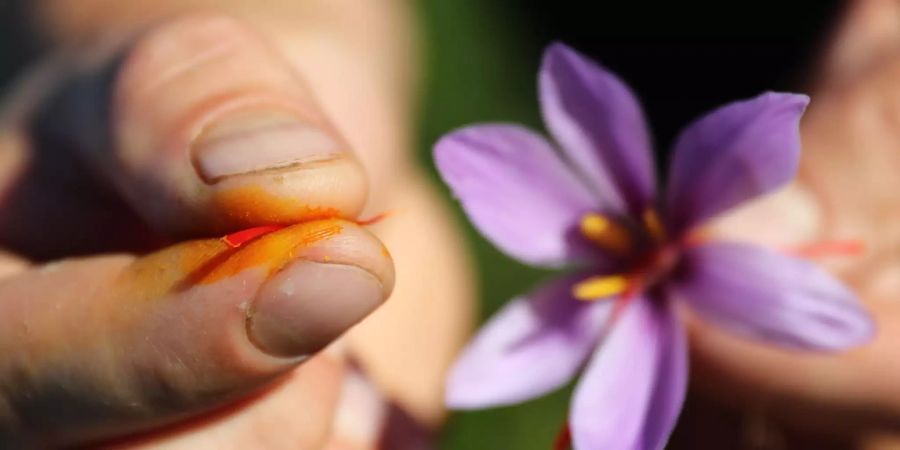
[0, 1, 472, 448]
[2, 0, 900, 449]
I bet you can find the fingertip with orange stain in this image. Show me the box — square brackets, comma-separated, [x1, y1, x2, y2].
[119, 218, 394, 302]
[199, 219, 344, 284]
[118, 167, 392, 302]
[212, 179, 360, 227]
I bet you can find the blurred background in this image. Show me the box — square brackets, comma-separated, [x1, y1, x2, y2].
[0, 0, 859, 448]
[417, 1, 842, 448]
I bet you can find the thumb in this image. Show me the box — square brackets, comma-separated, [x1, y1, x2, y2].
[41, 13, 367, 237]
[0, 219, 393, 447]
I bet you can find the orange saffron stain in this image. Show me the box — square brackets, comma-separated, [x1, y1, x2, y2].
[219, 208, 393, 249]
[199, 219, 343, 284]
[215, 184, 341, 226]
[120, 239, 232, 300]
[119, 219, 345, 298]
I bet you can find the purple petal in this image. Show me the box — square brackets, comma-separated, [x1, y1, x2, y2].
[435, 124, 601, 268]
[641, 302, 688, 450]
[571, 298, 687, 450]
[666, 92, 809, 234]
[539, 43, 656, 215]
[446, 275, 614, 409]
[670, 242, 874, 351]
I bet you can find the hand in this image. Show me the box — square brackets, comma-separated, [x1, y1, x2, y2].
[683, 0, 900, 446]
[0, 2, 472, 448]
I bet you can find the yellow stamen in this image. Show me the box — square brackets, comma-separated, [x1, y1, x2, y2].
[580, 213, 632, 254]
[572, 275, 629, 301]
[642, 208, 666, 242]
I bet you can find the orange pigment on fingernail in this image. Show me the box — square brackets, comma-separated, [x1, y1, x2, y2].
[215, 184, 342, 225]
[199, 219, 343, 284]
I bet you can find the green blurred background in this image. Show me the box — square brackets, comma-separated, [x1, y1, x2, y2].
[417, 4, 565, 449]
[416, 1, 841, 448]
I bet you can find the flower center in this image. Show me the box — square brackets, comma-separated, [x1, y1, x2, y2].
[572, 208, 680, 302]
[571, 209, 867, 303]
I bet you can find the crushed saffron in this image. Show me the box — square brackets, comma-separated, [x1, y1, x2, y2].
[222, 225, 287, 248]
[220, 211, 392, 248]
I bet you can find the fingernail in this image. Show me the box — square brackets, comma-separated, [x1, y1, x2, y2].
[248, 260, 384, 358]
[192, 109, 342, 183]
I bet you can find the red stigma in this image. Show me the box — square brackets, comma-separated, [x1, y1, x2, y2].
[785, 239, 865, 259]
[553, 422, 571, 450]
[355, 211, 394, 226]
[221, 225, 286, 248]
[220, 212, 392, 248]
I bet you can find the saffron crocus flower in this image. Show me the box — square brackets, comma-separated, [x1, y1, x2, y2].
[435, 43, 874, 450]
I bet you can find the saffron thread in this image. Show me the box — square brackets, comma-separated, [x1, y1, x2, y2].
[553, 422, 571, 450]
[222, 225, 286, 248]
[220, 212, 393, 248]
[785, 239, 865, 259]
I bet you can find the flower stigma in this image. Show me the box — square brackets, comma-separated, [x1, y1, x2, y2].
[573, 209, 681, 302]
[642, 208, 666, 243]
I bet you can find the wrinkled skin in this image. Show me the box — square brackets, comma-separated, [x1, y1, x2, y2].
[1, 0, 900, 449]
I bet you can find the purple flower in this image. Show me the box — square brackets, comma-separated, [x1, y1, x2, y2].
[434, 43, 874, 450]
